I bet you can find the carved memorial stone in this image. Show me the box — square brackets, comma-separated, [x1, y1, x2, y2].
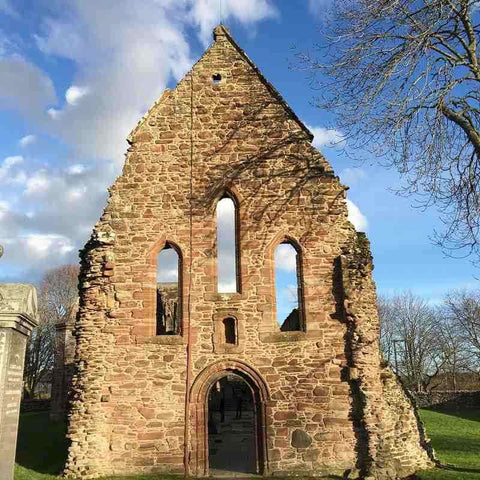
[0, 283, 38, 480]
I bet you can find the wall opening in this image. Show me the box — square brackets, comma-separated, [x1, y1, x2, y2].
[156, 243, 181, 335]
[274, 241, 303, 331]
[212, 73, 222, 84]
[208, 374, 256, 474]
[223, 317, 237, 345]
[217, 196, 239, 293]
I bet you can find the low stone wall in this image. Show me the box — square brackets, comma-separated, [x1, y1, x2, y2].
[414, 390, 480, 409]
[20, 399, 51, 413]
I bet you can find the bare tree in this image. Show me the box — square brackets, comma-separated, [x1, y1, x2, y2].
[378, 295, 397, 365]
[299, 0, 480, 261]
[23, 264, 79, 398]
[378, 292, 443, 392]
[443, 289, 480, 377]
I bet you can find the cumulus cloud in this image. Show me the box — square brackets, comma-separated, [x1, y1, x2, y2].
[346, 199, 368, 231]
[340, 167, 366, 186]
[19, 135, 37, 148]
[0, 155, 23, 181]
[0, 55, 56, 118]
[31, 1, 278, 162]
[275, 243, 297, 272]
[65, 85, 90, 105]
[0, 1, 279, 281]
[308, 125, 346, 149]
[190, 0, 278, 46]
[0, 158, 116, 281]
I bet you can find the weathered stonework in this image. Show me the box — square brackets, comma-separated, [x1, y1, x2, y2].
[0, 284, 38, 480]
[64, 25, 434, 479]
[50, 307, 77, 421]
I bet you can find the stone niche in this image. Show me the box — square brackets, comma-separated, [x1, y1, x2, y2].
[0, 284, 38, 480]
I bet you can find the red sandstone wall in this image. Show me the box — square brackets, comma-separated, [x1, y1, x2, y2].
[64, 26, 433, 479]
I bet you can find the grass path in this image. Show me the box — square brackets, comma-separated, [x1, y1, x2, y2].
[14, 409, 480, 479]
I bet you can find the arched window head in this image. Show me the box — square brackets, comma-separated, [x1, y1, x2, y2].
[274, 241, 303, 331]
[216, 194, 240, 293]
[156, 243, 182, 335]
[223, 317, 237, 344]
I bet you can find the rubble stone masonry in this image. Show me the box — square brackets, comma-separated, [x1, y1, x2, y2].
[63, 25, 435, 479]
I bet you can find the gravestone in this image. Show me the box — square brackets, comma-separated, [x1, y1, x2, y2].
[0, 282, 38, 480]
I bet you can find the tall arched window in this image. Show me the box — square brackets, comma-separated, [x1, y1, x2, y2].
[156, 243, 181, 335]
[274, 241, 303, 331]
[216, 195, 240, 293]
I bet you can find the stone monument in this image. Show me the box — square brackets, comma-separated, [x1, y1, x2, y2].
[0, 247, 38, 480]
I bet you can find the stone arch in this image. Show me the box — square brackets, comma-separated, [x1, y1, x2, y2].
[189, 359, 270, 476]
[143, 237, 185, 337]
[265, 233, 306, 331]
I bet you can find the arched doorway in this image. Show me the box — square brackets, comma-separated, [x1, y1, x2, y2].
[208, 373, 256, 474]
[189, 360, 269, 477]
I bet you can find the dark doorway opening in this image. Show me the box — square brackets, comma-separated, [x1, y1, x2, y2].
[207, 374, 257, 475]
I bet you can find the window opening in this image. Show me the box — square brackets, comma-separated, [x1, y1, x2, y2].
[223, 317, 237, 344]
[212, 73, 222, 84]
[156, 244, 181, 335]
[217, 196, 238, 293]
[274, 242, 301, 331]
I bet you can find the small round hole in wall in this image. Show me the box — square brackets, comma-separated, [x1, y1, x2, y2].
[212, 73, 222, 85]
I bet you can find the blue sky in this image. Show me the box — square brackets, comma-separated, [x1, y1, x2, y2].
[0, 0, 478, 308]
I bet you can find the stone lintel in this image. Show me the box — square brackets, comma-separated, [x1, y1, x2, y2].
[0, 313, 37, 337]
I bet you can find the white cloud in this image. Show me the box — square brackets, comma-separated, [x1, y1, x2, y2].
[0, 2, 278, 282]
[47, 107, 61, 119]
[65, 85, 90, 105]
[308, 0, 333, 17]
[346, 199, 368, 231]
[0, 155, 23, 181]
[0, 200, 9, 219]
[25, 233, 75, 258]
[340, 167, 366, 186]
[275, 243, 297, 272]
[25, 170, 51, 195]
[19, 134, 37, 148]
[31, 1, 278, 162]
[308, 125, 346, 149]
[190, 0, 279, 46]
[67, 164, 86, 175]
[0, 55, 56, 118]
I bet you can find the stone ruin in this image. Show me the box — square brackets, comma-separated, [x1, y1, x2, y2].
[0, 283, 38, 480]
[59, 25, 435, 479]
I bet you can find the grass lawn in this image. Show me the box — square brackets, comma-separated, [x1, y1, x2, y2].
[417, 408, 480, 480]
[14, 409, 480, 479]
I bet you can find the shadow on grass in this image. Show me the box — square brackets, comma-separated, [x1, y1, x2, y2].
[15, 412, 68, 476]
[423, 406, 480, 423]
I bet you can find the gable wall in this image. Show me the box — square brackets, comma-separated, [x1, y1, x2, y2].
[63, 28, 433, 479]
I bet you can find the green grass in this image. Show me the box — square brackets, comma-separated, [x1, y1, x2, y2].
[417, 408, 480, 480]
[14, 409, 480, 479]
